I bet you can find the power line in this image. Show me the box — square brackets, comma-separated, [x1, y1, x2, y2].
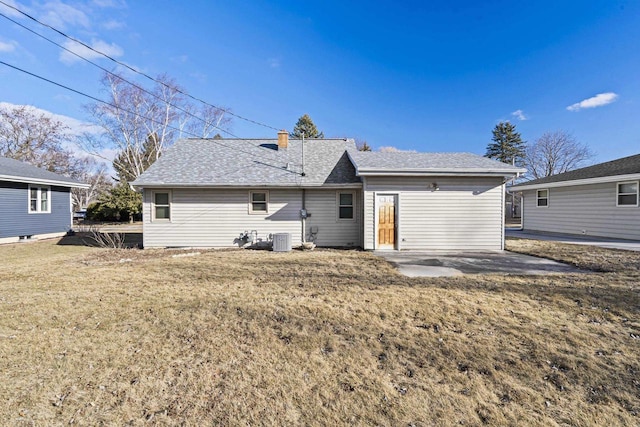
[0, 60, 299, 174]
[0, 0, 281, 132]
[0, 11, 231, 138]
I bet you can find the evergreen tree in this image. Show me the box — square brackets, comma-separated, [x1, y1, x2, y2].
[485, 122, 526, 165]
[291, 114, 324, 138]
[95, 182, 143, 223]
[356, 140, 372, 151]
[113, 132, 159, 183]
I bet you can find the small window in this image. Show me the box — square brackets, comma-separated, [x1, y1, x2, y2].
[250, 191, 268, 214]
[536, 189, 548, 207]
[153, 191, 171, 221]
[28, 185, 50, 213]
[338, 192, 354, 219]
[617, 181, 638, 206]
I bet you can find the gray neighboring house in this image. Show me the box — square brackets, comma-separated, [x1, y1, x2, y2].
[132, 131, 523, 250]
[0, 156, 89, 244]
[511, 153, 640, 240]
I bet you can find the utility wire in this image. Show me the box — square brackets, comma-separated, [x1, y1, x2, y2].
[0, 60, 299, 173]
[0, 11, 232, 138]
[0, 0, 281, 132]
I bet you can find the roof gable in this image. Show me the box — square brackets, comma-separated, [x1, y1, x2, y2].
[132, 138, 361, 187]
[0, 156, 87, 187]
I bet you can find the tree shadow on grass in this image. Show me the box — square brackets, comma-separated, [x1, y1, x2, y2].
[57, 231, 143, 248]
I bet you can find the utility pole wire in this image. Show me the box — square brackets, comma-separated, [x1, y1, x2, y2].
[0, 60, 299, 173]
[0, 0, 281, 132]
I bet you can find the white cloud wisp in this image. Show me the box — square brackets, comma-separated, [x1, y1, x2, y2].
[511, 109, 528, 121]
[567, 92, 618, 112]
[59, 38, 124, 64]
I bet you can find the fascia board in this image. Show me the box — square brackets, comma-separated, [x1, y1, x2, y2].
[511, 173, 640, 191]
[0, 175, 90, 188]
[131, 183, 363, 190]
[355, 170, 521, 177]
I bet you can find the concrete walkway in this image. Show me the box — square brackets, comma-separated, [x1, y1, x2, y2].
[506, 229, 640, 252]
[376, 250, 586, 278]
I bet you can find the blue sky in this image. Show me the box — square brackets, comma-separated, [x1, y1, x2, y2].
[1, 0, 639, 164]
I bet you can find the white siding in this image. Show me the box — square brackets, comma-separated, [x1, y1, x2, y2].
[142, 188, 362, 248]
[305, 189, 362, 247]
[363, 176, 505, 250]
[522, 182, 640, 240]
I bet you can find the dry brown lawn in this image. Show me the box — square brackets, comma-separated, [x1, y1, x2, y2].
[0, 236, 639, 426]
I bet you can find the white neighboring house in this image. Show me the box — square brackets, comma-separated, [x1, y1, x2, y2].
[510, 153, 640, 240]
[131, 131, 523, 250]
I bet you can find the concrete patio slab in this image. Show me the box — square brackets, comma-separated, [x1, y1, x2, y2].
[375, 250, 587, 277]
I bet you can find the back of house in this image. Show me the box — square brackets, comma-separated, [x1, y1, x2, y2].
[132, 133, 523, 250]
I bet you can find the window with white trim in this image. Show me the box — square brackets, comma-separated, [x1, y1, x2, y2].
[28, 185, 50, 213]
[338, 192, 354, 220]
[536, 189, 548, 207]
[617, 181, 638, 206]
[249, 191, 268, 214]
[152, 191, 171, 221]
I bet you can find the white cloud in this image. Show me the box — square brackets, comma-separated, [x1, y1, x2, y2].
[39, 0, 90, 29]
[378, 146, 417, 153]
[102, 19, 125, 30]
[0, 0, 23, 18]
[0, 102, 107, 164]
[0, 40, 18, 52]
[91, 0, 126, 8]
[59, 38, 124, 64]
[511, 109, 528, 121]
[171, 54, 189, 64]
[0, 102, 102, 137]
[567, 92, 619, 112]
[268, 57, 281, 68]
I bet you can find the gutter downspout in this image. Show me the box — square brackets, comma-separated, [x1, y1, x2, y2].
[301, 188, 306, 243]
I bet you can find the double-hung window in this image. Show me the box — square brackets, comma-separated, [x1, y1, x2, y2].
[153, 191, 171, 221]
[28, 185, 50, 213]
[617, 181, 638, 207]
[338, 192, 354, 220]
[249, 191, 268, 214]
[536, 189, 549, 207]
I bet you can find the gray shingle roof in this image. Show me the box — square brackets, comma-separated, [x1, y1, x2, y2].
[0, 156, 86, 187]
[513, 153, 640, 187]
[132, 138, 361, 187]
[349, 151, 525, 174]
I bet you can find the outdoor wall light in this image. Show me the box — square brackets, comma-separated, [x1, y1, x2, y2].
[431, 182, 439, 191]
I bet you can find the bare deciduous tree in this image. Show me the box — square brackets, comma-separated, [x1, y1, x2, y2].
[525, 131, 594, 179]
[85, 72, 231, 182]
[0, 104, 83, 175]
[71, 160, 112, 211]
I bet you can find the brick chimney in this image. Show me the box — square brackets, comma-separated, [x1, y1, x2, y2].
[277, 130, 288, 150]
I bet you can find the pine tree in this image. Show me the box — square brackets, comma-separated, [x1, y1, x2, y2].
[291, 114, 324, 138]
[113, 132, 159, 182]
[485, 122, 526, 165]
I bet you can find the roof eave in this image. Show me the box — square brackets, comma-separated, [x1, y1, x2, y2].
[511, 172, 640, 191]
[131, 182, 363, 191]
[355, 168, 524, 177]
[0, 175, 90, 188]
